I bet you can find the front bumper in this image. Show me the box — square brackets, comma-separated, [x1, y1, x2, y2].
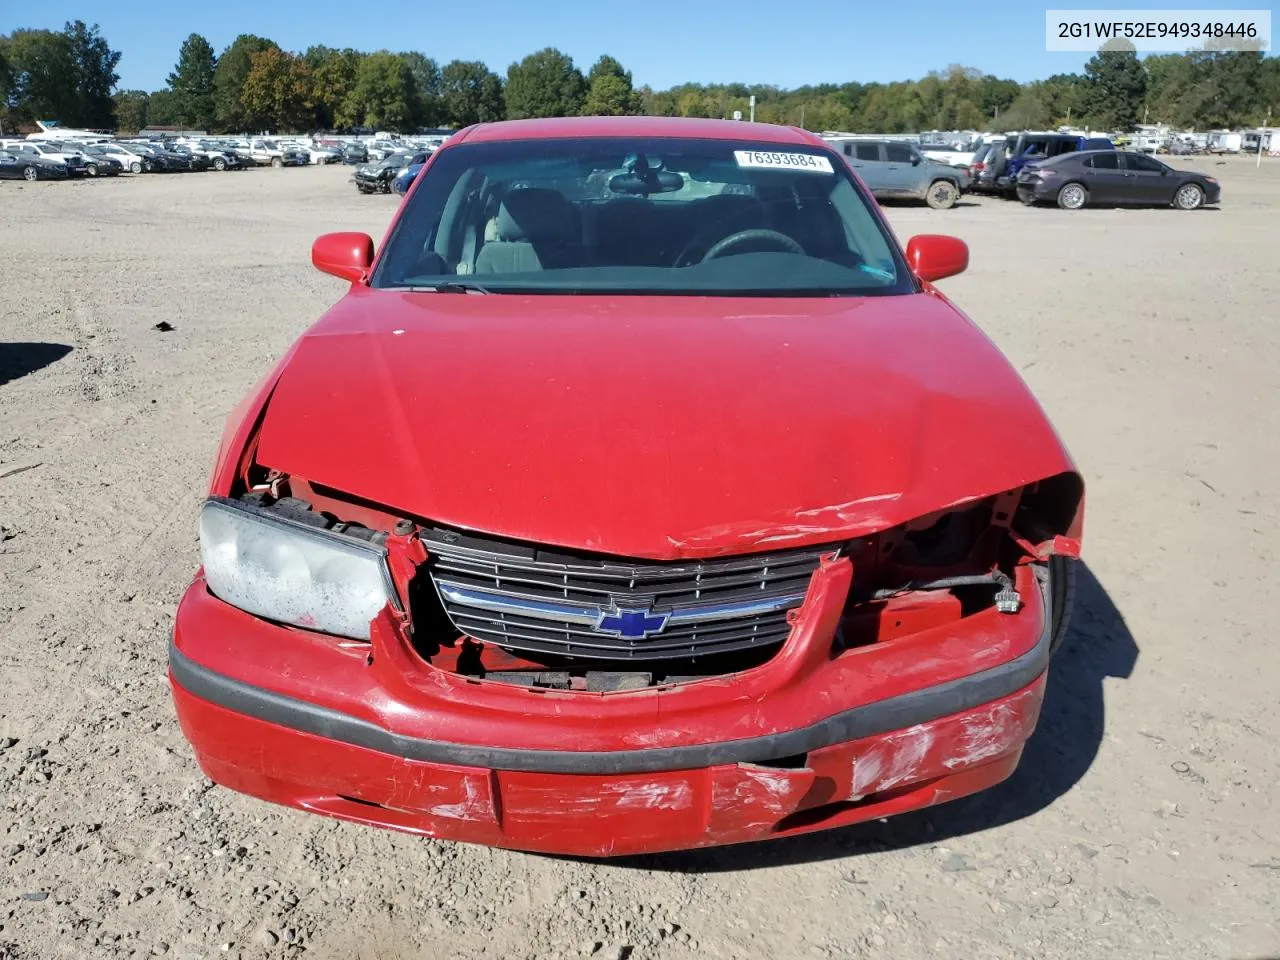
[170, 560, 1054, 856]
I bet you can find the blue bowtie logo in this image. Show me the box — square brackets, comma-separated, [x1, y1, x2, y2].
[596, 606, 670, 639]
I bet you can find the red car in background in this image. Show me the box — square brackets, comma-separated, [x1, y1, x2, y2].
[169, 116, 1083, 856]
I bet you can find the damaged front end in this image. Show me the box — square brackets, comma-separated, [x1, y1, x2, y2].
[169, 439, 1081, 855]
[202, 459, 1080, 693]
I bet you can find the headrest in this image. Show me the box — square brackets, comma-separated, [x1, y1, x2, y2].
[496, 188, 576, 242]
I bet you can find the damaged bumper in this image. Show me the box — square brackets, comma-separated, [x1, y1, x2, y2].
[169, 560, 1054, 856]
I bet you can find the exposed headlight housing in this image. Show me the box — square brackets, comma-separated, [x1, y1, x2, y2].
[199, 497, 396, 641]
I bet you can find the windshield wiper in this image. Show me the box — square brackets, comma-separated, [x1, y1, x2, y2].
[386, 282, 491, 294]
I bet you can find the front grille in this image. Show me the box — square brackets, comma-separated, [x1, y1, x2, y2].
[421, 530, 828, 662]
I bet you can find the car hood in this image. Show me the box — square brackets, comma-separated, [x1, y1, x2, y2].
[254, 290, 1075, 559]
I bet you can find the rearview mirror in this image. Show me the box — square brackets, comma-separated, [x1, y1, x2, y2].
[312, 232, 374, 284]
[905, 234, 969, 283]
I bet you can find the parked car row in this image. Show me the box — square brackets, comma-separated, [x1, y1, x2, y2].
[0, 133, 362, 182]
[962, 132, 1217, 211]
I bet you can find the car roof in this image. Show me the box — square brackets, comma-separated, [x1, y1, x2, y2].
[456, 116, 825, 147]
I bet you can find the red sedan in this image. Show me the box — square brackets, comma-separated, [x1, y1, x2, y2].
[170, 116, 1083, 856]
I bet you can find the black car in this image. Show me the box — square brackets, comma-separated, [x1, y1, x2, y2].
[170, 145, 212, 171]
[0, 150, 69, 181]
[1016, 150, 1221, 210]
[80, 144, 129, 176]
[135, 144, 192, 172]
[353, 151, 428, 194]
[343, 142, 369, 165]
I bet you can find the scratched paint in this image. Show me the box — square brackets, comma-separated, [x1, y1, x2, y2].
[941, 701, 1023, 770]
[852, 723, 936, 796]
[428, 776, 490, 821]
[737, 765, 803, 800]
[607, 780, 695, 811]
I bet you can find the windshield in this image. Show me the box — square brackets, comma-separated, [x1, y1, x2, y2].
[371, 136, 911, 297]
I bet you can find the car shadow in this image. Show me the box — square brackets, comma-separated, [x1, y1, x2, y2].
[609, 560, 1137, 872]
[0, 342, 73, 387]
[876, 199, 981, 209]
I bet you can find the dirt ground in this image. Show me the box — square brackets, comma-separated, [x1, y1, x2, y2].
[1, 155, 1277, 960]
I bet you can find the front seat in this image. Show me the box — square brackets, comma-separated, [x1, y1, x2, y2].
[474, 188, 579, 274]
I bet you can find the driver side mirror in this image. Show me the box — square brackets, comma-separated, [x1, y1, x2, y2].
[312, 232, 374, 284]
[912, 155, 922, 165]
[905, 234, 969, 283]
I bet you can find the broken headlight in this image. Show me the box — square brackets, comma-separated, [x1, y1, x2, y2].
[198, 498, 395, 641]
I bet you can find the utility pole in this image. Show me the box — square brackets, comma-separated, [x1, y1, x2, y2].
[800, 105, 805, 128]
[749, 95, 756, 123]
[1259, 107, 1271, 168]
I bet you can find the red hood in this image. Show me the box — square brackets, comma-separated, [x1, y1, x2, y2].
[254, 288, 1075, 558]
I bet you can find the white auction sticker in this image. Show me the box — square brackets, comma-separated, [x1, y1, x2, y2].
[734, 150, 833, 173]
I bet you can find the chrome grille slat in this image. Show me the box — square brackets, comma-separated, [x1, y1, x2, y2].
[447, 607, 792, 644]
[422, 530, 825, 663]
[446, 614, 793, 660]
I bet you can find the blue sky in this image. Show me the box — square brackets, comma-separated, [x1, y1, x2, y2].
[20, 0, 1203, 91]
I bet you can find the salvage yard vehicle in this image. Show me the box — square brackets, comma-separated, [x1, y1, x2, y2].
[87, 141, 148, 173]
[837, 138, 970, 209]
[169, 145, 211, 171]
[0, 150, 69, 181]
[1016, 150, 1221, 210]
[170, 116, 1083, 858]
[80, 143, 135, 175]
[353, 151, 428, 194]
[2, 141, 87, 175]
[81, 152, 123, 177]
[44, 141, 119, 177]
[192, 141, 246, 171]
[392, 159, 426, 196]
[242, 139, 308, 168]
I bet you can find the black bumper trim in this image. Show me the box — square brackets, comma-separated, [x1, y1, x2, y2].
[169, 569, 1053, 776]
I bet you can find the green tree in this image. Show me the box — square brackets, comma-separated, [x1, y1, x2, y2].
[582, 55, 641, 115]
[505, 47, 585, 119]
[307, 47, 363, 130]
[147, 88, 181, 126]
[440, 59, 505, 126]
[63, 21, 120, 128]
[342, 51, 416, 130]
[214, 34, 278, 132]
[1082, 48, 1146, 130]
[112, 89, 149, 132]
[399, 51, 442, 127]
[167, 33, 217, 129]
[0, 30, 77, 126]
[240, 48, 313, 132]
[1190, 50, 1266, 127]
[992, 88, 1051, 130]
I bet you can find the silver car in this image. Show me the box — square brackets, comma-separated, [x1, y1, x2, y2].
[835, 139, 970, 209]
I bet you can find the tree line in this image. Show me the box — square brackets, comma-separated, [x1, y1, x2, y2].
[2, 23, 1278, 136]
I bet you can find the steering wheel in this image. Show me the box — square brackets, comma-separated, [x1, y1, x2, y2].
[699, 229, 803, 263]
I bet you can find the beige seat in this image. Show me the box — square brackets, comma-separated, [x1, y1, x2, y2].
[474, 188, 580, 274]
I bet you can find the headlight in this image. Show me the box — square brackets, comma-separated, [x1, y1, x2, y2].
[199, 498, 396, 640]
